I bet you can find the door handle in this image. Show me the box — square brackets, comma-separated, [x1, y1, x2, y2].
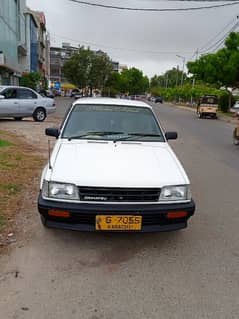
[14, 102, 18, 104]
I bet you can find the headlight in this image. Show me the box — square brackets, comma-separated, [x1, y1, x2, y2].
[159, 185, 191, 202]
[42, 181, 79, 200]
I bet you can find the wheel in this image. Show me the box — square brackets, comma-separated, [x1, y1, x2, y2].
[40, 215, 49, 227]
[233, 128, 239, 145]
[199, 112, 203, 118]
[14, 117, 23, 121]
[33, 108, 46, 122]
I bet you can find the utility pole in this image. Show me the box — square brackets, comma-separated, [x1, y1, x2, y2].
[176, 65, 179, 87]
[165, 73, 169, 89]
[176, 55, 186, 86]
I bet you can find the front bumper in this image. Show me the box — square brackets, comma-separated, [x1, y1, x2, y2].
[46, 106, 56, 115]
[38, 192, 196, 232]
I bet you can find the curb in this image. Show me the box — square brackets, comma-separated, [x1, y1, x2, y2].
[164, 103, 238, 125]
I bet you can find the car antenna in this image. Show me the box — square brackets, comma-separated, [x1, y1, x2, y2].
[48, 140, 52, 170]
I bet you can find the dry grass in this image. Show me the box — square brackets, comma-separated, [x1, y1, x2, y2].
[0, 130, 44, 246]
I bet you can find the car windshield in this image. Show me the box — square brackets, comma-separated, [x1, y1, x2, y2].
[200, 96, 218, 105]
[62, 104, 165, 142]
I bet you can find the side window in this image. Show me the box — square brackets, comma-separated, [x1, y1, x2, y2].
[17, 89, 37, 99]
[2, 89, 17, 99]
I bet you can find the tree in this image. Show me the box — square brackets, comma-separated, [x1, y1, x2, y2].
[150, 68, 187, 89]
[119, 68, 149, 95]
[19, 72, 43, 90]
[187, 32, 239, 109]
[62, 47, 113, 94]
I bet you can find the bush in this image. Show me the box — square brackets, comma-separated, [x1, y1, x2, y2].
[219, 92, 235, 113]
[101, 87, 118, 97]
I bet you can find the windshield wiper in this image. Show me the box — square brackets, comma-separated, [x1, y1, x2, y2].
[114, 133, 162, 142]
[67, 131, 124, 140]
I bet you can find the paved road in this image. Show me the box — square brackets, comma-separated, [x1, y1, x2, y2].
[0, 99, 239, 319]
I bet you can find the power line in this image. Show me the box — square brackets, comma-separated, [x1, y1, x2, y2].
[67, 0, 239, 12]
[52, 33, 195, 55]
[200, 18, 239, 53]
[199, 16, 237, 52]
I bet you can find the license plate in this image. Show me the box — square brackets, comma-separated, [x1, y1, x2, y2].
[96, 215, 142, 231]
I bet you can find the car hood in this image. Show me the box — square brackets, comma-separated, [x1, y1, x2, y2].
[49, 141, 189, 188]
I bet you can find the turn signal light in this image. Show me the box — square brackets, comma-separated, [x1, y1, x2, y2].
[166, 211, 187, 219]
[48, 210, 70, 218]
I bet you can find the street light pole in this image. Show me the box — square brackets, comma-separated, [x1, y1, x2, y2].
[176, 55, 186, 86]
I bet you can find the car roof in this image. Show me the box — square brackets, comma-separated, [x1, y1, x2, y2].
[0, 85, 36, 91]
[73, 97, 152, 109]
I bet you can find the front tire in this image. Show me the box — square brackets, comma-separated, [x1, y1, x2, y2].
[33, 108, 46, 122]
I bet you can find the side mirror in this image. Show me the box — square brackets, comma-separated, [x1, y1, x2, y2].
[165, 132, 178, 140]
[45, 127, 59, 138]
[0, 95, 5, 99]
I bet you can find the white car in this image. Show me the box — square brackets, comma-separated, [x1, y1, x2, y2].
[38, 98, 195, 232]
[230, 101, 239, 116]
[0, 86, 56, 121]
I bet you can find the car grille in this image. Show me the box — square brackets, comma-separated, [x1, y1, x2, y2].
[78, 187, 161, 202]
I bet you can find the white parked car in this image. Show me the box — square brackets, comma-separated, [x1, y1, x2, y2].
[230, 101, 239, 116]
[0, 86, 56, 121]
[38, 98, 195, 232]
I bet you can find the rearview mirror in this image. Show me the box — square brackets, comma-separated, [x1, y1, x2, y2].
[165, 132, 178, 140]
[45, 127, 59, 138]
[0, 95, 5, 99]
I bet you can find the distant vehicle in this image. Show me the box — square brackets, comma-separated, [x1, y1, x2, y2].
[230, 101, 239, 116]
[154, 96, 163, 104]
[0, 86, 56, 121]
[149, 96, 163, 103]
[197, 95, 218, 119]
[39, 89, 55, 98]
[71, 89, 82, 99]
[38, 97, 195, 232]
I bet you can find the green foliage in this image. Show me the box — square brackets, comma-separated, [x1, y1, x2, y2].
[63, 47, 113, 92]
[150, 68, 188, 89]
[218, 91, 235, 113]
[19, 72, 42, 90]
[219, 92, 229, 113]
[104, 67, 149, 96]
[120, 68, 149, 95]
[0, 140, 14, 147]
[187, 32, 239, 89]
[150, 83, 223, 103]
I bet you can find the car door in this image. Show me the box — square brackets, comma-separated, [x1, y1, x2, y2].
[0, 88, 19, 116]
[16, 88, 38, 116]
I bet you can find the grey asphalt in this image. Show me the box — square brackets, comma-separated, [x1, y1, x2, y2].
[0, 99, 239, 319]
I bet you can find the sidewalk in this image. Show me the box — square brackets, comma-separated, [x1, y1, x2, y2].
[165, 102, 239, 125]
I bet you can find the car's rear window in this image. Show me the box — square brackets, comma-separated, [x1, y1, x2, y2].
[62, 104, 164, 142]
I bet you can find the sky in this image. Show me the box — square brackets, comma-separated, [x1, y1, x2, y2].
[26, 0, 239, 78]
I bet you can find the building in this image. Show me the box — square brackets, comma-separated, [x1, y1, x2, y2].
[0, 0, 27, 84]
[25, 10, 38, 73]
[31, 11, 49, 80]
[50, 43, 79, 84]
[0, 1, 50, 85]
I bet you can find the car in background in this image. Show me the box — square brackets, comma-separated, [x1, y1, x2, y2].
[0, 86, 56, 121]
[70, 89, 82, 99]
[148, 96, 163, 103]
[154, 96, 163, 104]
[38, 97, 195, 232]
[39, 89, 55, 99]
[230, 101, 239, 116]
